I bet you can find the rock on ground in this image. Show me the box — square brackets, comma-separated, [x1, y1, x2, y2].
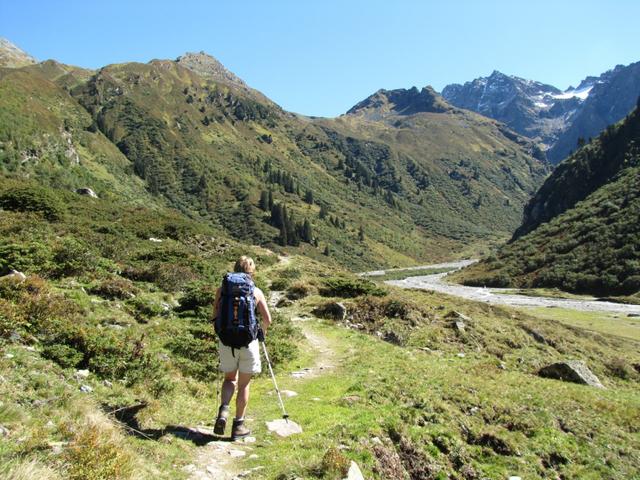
[538, 360, 604, 388]
[344, 461, 364, 480]
[266, 419, 303, 437]
[76, 187, 98, 198]
[0, 270, 26, 283]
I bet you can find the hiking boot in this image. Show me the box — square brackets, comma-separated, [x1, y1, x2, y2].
[213, 405, 229, 436]
[231, 418, 250, 440]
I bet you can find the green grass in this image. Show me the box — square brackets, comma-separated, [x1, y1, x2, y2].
[527, 307, 640, 342]
[2, 254, 640, 478]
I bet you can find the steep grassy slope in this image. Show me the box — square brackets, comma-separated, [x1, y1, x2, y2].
[0, 65, 153, 203]
[515, 101, 640, 238]
[327, 87, 549, 240]
[2, 50, 549, 270]
[454, 107, 640, 296]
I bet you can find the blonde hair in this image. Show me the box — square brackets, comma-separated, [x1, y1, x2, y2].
[234, 255, 256, 275]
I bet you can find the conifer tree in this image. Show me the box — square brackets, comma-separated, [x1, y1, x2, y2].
[319, 204, 328, 219]
[271, 203, 284, 228]
[304, 189, 314, 205]
[358, 225, 365, 242]
[301, 218, 313, 242]
[279, 224, 288, 246]
[259, 190, 269, 211]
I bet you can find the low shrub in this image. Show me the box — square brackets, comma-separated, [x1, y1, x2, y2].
[148, 263, 199, 292]
[0, 241, 53, 275]
[320, 276, 386, 298]
[88, 276, 138, 300]
[177, 282, 217, 313]
[50, 238, 100, 278]
[65, 416, 134, 480]
[270, 278, 291, 290]
[125, 297, 164, 321]
[319, 447, 350, 478]
[286, 281, 313, 300]
[166, 323, 219, 381]
[0, 184, 65, 221]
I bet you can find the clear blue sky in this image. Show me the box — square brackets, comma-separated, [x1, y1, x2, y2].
[2, 0, 639, 117]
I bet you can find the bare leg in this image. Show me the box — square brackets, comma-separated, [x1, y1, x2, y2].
[221, 370, 237, 406]
[235, 372, 253, 419]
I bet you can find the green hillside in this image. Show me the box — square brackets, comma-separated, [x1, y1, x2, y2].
[1, 52, 549, 270]
[453, 105, 640, 296]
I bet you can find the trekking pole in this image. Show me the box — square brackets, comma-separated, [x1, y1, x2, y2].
[260, 340, 290, 423]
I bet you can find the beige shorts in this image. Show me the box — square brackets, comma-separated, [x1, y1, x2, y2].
[219, 340, 262, 374]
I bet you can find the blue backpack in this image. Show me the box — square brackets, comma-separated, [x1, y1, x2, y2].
[215, 273, 259, 349]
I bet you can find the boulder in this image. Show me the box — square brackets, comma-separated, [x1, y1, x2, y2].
[76, 187, 98, 198]
[538, 360, 604, 388]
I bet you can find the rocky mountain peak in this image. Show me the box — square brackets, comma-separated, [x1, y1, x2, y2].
[0, 37, 37, 68]
[175, 51, 248, 89]
[346, 85, 451, 118]
[442, 62, 640, 163]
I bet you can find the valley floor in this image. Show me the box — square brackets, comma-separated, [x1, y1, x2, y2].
[378, 262, 640, 315]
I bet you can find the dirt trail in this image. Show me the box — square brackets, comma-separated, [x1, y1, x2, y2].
[373, 261, 640, 315]
[185, 432, 258, 480]
[186, 281, 337, 479]
[288, 315, 337, 379]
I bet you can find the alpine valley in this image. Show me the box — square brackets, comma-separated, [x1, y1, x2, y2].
[0, 40, 551, 269]
[1, 36, 640, 480]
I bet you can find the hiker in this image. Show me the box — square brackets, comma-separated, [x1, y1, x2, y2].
[213, 256, 272, 439]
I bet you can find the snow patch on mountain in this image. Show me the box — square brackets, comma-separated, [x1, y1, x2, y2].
[551, 85, 593, 101]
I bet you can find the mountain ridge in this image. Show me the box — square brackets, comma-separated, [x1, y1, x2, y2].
[442, 62, 640, 163]
[0, 37, 37, 68]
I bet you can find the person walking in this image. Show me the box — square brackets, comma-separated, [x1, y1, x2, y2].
[213, 256, 272, 439]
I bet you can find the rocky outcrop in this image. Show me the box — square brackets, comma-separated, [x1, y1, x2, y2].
[0, 37, 37, 68]
[538, 360, 604, 388]
[548, 61, 640, 163]
[175, 51, 248, 91]
[347, 86, 451, 119]
[443, 70, 562, 147]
